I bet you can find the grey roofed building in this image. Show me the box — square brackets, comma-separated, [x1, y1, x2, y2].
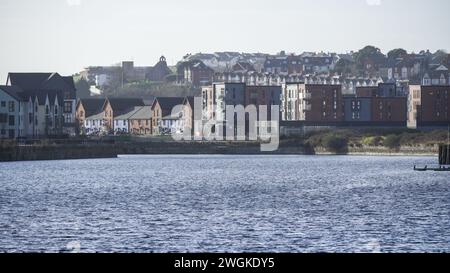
[107, 98, 145, 116]
[7, 72, 76, 99]
[114, 107, 142, 120]
[0, 85, 27, 101]
[129, 106, 152, 120]
[85, 111, 104, 121]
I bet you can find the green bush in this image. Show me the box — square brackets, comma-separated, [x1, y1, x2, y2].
[322, 134, 348, 153]
[383, 134, 401, 149]
[362, 136, 383, 146]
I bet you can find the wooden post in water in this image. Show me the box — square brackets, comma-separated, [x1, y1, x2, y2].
[440, 144, 450, 165]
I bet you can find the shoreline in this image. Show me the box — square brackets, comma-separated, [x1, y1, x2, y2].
[0, 142, 438, 162]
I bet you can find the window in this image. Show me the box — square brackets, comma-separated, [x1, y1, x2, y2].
[123, 120, 127, 126]
[45, 105, 49, 115]
[29, 113, 33, 124]
[1, 101, 5, 107]
[64, 101, 72, 113]
[54, 105, 58, 115]
[8, 101, 15, 112]
[116, 120, 119, 126]
[9, 115, 15, 126]
[0, 113, 7, 123]
[0, 129, 5, 135]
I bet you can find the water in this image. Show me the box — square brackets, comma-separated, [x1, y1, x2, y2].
[0, 155, 449, 253]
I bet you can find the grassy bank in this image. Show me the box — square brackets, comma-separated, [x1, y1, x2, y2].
[282, 128, 447, 155]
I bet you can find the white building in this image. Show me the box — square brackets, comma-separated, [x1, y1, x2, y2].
[84, 112, 106, 135]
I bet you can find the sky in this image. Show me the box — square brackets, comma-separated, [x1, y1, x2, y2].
[0, 0, 449, 83]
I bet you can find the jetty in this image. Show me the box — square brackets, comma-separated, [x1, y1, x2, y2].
[414, 144, 450, 172]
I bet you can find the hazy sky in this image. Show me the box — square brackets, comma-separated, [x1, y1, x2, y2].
[1, 0, 449, 82]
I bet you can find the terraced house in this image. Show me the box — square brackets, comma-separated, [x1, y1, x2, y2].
[151, 97, 185, 135]
[1, 72, 75, 139]
[6, 73, 77, 136]
[76, 97, 146, 135]
[76, 98, 106, 135]
[0, 86, 26, 139]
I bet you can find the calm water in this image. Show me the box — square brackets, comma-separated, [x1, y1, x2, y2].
[0, 155, 449, 253]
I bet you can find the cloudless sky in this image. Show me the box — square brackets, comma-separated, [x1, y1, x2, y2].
[1, 0, 449, 82]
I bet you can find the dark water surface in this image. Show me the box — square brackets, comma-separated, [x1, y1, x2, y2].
[0, 155, 449, 252]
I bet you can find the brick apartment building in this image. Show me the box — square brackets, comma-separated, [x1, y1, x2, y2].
[408, 85, 450, 129]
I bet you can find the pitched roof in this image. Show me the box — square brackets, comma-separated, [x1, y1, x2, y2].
[0, 85, 27, 101]
[152, 97, 185, 117]
[7, 73, 53, 90]
[114, 107, 142, 120]
[85, 111, 104, 121]
[183, 96, 195, 109]
[108, 98, 145, 116]
[79, 98, 106, 117]
[129, 106, 152, 120]
[7, 72, 76, 99]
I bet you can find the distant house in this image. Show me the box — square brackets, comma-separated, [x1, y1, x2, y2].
[103, 98, 145, 133]
[151, 97, 185, 135]
[76, 97, 145, 135]
[81, 56, 173, 87]
[128, 106, 152, 135]
[6, 72, 77, 136]
[112, 107, 139, 135]
[147, 56, 173, 82]
[422, 65, 449, 86]
[301, 56, 334, 74]
[76, 98, 107, 135]
[264, 55, 289, 74]
[182, 96, 196, 137]
[177, 60, 214, 87]
[0, 86, 27, 139]
[232, 61, 256, 73]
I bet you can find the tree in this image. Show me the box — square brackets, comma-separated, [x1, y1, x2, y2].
[354, 45, 386, 72]
[334, 59, 354, 75]
[74, 77, 91, 98]
[387, 48, 407, 60]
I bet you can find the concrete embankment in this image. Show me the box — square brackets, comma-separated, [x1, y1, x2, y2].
[0, 141, 438, 162]
[0, 141, 312, 162]
[0, 144, 119, 161]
